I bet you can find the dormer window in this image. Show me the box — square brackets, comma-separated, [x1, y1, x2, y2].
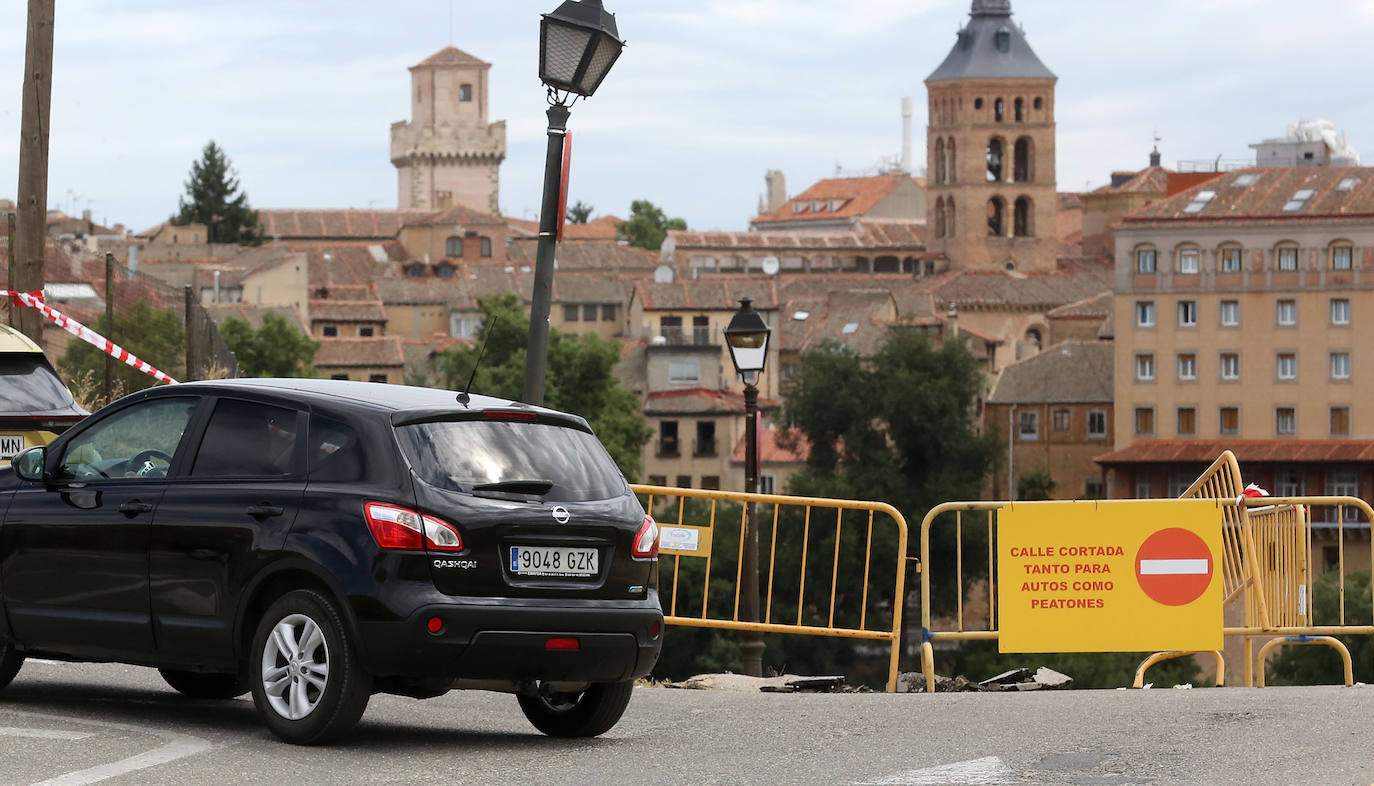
[1283, 188, 1316, 212]
[1337, 177, 1360, 192]
[793, 201, 809, 214]
[811, 201, 823, 212]
[1183, 190, 1216, 215]
[829, 199, 846, 212]
[995, 28, 1011, 53]
[1231, 173, 1257, 188]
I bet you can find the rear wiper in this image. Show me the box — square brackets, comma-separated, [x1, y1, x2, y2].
[471, 479, 555, 496]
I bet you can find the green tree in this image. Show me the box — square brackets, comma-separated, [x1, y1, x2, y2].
[615, 199, 686, 251]
[436, 294, 652, 480]
[174, 141, 261, 245]
[60, 300, 186, 396]
[1270, 570, 1374, 685]
[220, 312, 320, 378]
[566, 200, 594, 224]
[1017, 470, 1057, 500]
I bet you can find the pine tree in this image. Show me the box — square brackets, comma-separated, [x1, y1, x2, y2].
[174, 141, 261, 245]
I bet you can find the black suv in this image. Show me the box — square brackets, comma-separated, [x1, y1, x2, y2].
[0, 380, 663, 744]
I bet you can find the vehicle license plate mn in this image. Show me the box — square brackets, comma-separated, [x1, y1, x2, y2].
[0, 435, 23, 460]
[509, 546, 598, 577]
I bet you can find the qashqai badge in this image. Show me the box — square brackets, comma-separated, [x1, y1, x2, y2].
[551, 506, 571, 524]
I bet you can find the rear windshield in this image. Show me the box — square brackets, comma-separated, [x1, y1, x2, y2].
[395, 420, 627, 502]
[0, 355, 78, 414]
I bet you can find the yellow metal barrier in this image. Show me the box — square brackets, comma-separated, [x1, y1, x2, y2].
[632, 485, 909, 692]
[1255, 636, 1353, 687]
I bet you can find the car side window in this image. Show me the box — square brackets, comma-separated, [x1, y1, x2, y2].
[307, 414, 364, 482]
[191, 399, 301, 478]
[58, 397, 198, 481]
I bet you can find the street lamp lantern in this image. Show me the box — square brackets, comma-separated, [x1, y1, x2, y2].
[725, 297, 772, 385]
[539, 0, 624, 98]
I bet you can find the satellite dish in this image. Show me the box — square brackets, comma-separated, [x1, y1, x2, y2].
[761, 256, 780, 276]
[653, 265, 675, 283]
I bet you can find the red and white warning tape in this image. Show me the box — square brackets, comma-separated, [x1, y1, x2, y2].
[2, 289, 178, 385]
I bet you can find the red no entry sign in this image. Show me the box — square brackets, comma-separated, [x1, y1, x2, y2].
[1135, 527, 1214, 606]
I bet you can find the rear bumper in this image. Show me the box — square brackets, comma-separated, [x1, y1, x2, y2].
[358, 593, 664, 683]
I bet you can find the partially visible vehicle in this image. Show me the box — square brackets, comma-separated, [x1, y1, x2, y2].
[0, 379, 662, 745]
[0, 324, 86, 465]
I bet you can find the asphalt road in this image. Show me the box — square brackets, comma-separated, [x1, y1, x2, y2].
[0, 660, 1372, 785]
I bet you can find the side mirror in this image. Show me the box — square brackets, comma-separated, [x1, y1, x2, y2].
[12, 447, 46, 483]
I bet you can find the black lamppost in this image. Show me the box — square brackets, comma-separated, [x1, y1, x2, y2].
[522, 0, 624, 405]
[724, 297, 772, 678]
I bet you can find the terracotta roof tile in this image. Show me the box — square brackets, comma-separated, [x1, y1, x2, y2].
[314, 336, 404, 368]
[731, 426, 811, 465]
[309, 300, 387, 323]
[1096, 440, 1374, 466]
[635, 278, 779, 311]
[506, 238, 659, 270]
[644, 388, 778, 416]
[413, 46, 490, 68]
[1048, 292, 1113, 319]
[987, 341, 1113, 404]
[1125, 167, 1374, 224]
[752, 175, 922, 226]
[258, 210, 429, 240]
[670, 221, 926, 253]
[204, 303, 309, 333]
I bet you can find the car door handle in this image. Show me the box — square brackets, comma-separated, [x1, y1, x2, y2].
[245, 503, 285, 518]
[118, 500, 154, 517]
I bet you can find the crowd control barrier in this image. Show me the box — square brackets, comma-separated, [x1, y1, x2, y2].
[916, 451, 1374, 691]
[632, 485, 909, 692]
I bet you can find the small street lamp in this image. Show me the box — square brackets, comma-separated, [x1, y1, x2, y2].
[522, 0, 625, 405]
[724, 297, 772, 678]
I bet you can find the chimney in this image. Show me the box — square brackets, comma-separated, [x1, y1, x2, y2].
[128, 244, 140, 275]
[764, 170, 787, 213]
[901, 97, 914, 174]
[947, 302, 959, 338]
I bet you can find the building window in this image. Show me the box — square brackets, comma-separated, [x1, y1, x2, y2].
[1014, 138, 1033, 182]
[1177, 300, 1198, 327]
[1013, 197, 1033, 237]
[602, 304, 617, 321]
[322, 325, 338, 337]
[459, 83, 473, 101]
[700, 476, 721, 491]
[445, 236, 464, 257]
[450, 315, 474, 338]
[760, 474, 777, 495]
[1331, 351, 1352, 380]
[660, 316, 683, 343]
[1135, 353, 1156, 381]
[1084, 478, 1105, 500]
[1177, 353, 1197, 381]
[1052, 408, 1070, 432]
[1135, 407, 1155, 436]
[1276, 246, 1299, 271]
[1135, 475, 1152, 499]
[330, 373, 349, 381]
[1276, 352, 1297, 381]
[695, 421, 717, 457]
[406, 263, 426, 278]
[1087, 410, 1107, 440]
[647, 475, 667, 488]
[365, 373, 387, 384]
[659, 421, 680, 456]
[583, 304, 598, 321]
[1331, 298, 1351, 326]
[1220, 353, 1240, 381]
[1220, 247, 1242, 272]
[1136, 248, 1157, 274]
[1325, 470, 1361, 523]
[1274, 468, 1304, 497]
[564, 304, 580, 322]
[1331, 406, 1352, 436]
[1276, 299, 1297, 327]
[1178, 248, 1200, 274]
[1177, 407, 1197, 436]
[359, 325, 375, 337]
[1135, 301, 1156, 327]
[480, 237, 493, 258]
[668, 360, 700, 385]
[1018, 410, 1039, 441]
[1332, 245, 1354, 271]
[436, 263, 455, 279]
[1217, 300, 1239, 327]
[675, 475, 692, 489]
[1276, 407, 1296, 436]
[1219, 407, 1240, 435]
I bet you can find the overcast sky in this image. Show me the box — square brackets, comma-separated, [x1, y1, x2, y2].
[3, 0, 1373, 234]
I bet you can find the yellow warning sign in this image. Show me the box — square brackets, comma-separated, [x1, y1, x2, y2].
[997, 500, 1223, 653]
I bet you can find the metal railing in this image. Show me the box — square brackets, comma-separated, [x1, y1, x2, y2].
[632, 484, 909, 692]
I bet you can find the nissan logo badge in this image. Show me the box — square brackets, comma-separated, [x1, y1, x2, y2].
[552, 506, 571, 524]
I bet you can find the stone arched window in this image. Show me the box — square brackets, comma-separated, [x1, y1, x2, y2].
[1014, 197, 1033, 237]
[1175, 243, 1201, 275]
[1025, 327, 1043, 351]
[480, 236, 493, 257]
[934, 138, 946, 184]
[948, 198, 957, 237]
[947, 137, 957, 183]
[987, 197, 1006, 237]
[1217, 242, 1243, 273]
[1329, 239, 1355, 271]
[994, 98, 1005, 123]
[1274, 241, 1300, 272]
[436, 263, 456, 279]
[445, 236, 464, 257]
[935, 198, 947, 238]
[1134, 244, 1158, 274]
[1034, 96, 1044, 110]
[1014, 137, 1033, 182]
[405, 262, 427, 278]
[1014, 97, 1024, 123]
[986, 137, 1005, 182]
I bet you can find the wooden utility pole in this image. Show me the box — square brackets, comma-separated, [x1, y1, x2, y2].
[13, 0, 56, 346]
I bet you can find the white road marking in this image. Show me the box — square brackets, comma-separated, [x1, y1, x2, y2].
[1139, 558, 1209, 575]
[9, 710, 213, 786]
[0, 728, 93, 740]
[852, 756, 1015, 785]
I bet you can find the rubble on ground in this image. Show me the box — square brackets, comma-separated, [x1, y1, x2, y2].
[665, 673, 850, 693]
[896, 666, 1074, 692]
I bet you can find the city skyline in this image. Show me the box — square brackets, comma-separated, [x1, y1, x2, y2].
[2, 0, 1372, 234]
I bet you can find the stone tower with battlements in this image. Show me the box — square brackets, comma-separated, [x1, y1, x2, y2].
[391, 47, 507, 215]
[926, 0, 1058, 272]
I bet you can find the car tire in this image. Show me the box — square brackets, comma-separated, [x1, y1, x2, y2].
[159, 669, 251, 700]
[517, 680, 634, 738]
[248, 589, 372, 745]
[0, 639, 23, 691]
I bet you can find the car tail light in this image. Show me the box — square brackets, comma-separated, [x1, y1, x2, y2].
[632, 514, 659, 559]
[546, 637, 580, 651]
[364, 502, 463, 552]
